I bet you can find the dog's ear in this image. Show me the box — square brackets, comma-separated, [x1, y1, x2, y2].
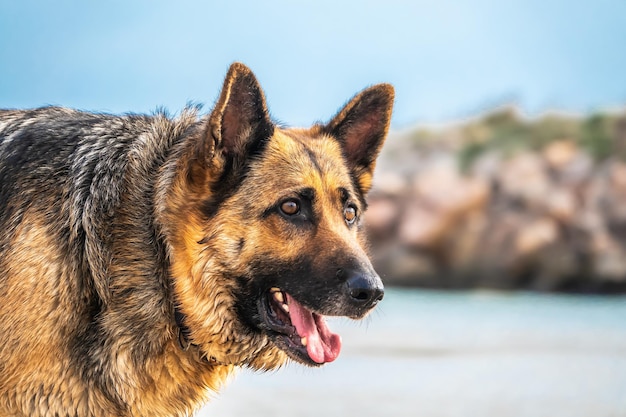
[324, 84, 394, 195]
[197, 63, 273, 175]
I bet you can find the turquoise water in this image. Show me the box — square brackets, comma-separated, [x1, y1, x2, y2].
[201, 288, 626, 417]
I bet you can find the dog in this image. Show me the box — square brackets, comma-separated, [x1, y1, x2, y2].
[0, 63, 394, 416]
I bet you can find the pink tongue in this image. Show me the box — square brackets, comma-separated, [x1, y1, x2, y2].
[286, 294, 342, 364]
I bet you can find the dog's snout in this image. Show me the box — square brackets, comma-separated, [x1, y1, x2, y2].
[340, 268, 384, 308]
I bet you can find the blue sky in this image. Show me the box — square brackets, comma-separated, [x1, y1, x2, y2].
[1, 0, 625, 128]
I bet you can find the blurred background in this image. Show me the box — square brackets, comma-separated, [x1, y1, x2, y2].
[2, 1, 625, 416]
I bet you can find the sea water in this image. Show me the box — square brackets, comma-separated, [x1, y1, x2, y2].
[201, 288, 626, 417]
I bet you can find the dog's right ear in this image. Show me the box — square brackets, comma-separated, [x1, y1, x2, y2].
[195, 63, 273, 177]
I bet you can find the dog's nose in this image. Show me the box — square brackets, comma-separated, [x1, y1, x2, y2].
[341, 268, 384, 308]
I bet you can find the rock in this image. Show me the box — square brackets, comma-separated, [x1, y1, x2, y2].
[543, 140, 578, 170]
[397, 166, 489, 250]
[528, 242, 581, 291]
[497, 152, 550, 208]
[604, 160, 626, 226]
[444, 211, 488, 270]
[413, 165, 489, 213]
[385, 248, 437, 287]
[470, 150, 501, 182]
[365, 197, 400, 240]
[609, 160, 626, 189]
[371, 172, 408, 197]
[514, 218, 559, 257]
[545, 187, 577, 223]
[398, 201, 443, 249]
[590, 233, 626, 282]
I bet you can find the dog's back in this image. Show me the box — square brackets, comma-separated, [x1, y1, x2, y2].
[0, 107, 215, 416]
[0, 107, 121, 415]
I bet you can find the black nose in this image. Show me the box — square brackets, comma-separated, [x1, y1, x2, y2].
[342, 268, 384, 308]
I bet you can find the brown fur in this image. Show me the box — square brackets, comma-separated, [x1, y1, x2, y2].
[0, 63, 394, 416]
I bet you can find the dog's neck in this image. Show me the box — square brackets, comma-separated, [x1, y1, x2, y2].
[173, 307, 223, 364]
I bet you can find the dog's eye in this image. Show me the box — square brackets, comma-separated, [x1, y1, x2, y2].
[344, 205, 357, 225]
[280, 199, 300, 216]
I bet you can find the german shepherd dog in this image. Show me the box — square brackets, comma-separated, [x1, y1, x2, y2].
[0, 63, 394, 416]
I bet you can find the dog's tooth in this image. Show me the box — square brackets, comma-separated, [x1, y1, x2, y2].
[269, 287, 281, 293]
[273, 291, 284, 303]
[301, 337, 307, 346]
[281, 303, 290, 313]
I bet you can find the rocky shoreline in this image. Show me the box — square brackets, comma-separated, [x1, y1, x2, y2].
[367, 107, 626, 292]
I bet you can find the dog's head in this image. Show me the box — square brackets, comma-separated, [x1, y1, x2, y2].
[163, 63, 393, 369]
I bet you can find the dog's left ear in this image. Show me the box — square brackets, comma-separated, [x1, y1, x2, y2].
[323, 84, 395, 195]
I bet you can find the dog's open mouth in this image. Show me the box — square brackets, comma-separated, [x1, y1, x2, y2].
[261, 287, 342, 365]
